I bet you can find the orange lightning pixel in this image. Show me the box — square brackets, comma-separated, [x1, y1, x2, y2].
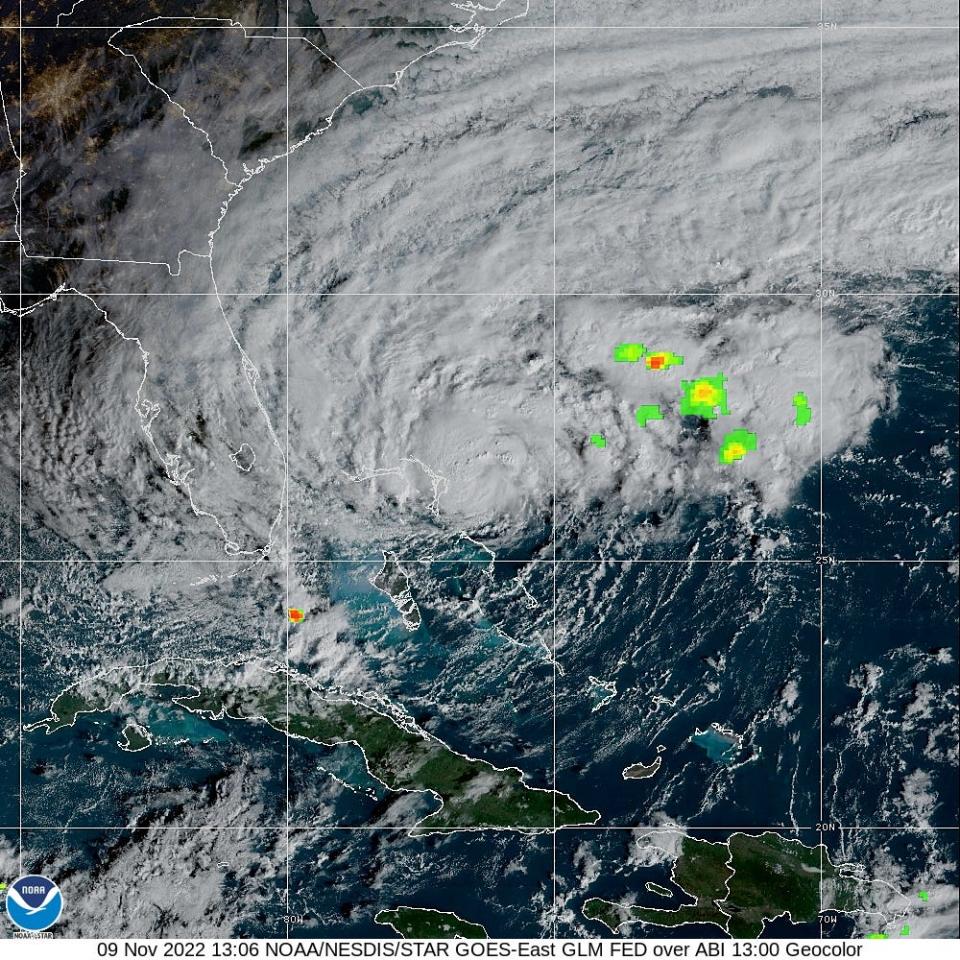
[288, 608, 305, 624]
[644, 351, 684, 371]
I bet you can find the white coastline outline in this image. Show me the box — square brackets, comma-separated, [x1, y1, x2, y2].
[25, 653, 600, 836]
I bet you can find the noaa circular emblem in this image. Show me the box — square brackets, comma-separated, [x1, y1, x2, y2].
[5, 874, 63, 932]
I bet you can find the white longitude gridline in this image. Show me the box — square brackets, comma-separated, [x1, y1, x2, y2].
[1, 0, 958, 940]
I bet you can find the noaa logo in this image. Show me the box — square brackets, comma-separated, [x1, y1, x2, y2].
[5, 874, 63, 932]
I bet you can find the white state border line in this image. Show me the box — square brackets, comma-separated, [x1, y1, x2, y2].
[1, 5, 528, 562]
[582, 830, 915, 938]
[15, 0, 22, 879]
[1, 288, 957, 297]
[12, 25, 960, 32]
[2, 0, 956, 934]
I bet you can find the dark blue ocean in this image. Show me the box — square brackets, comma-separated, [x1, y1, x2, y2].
[2, 295, 956, 937]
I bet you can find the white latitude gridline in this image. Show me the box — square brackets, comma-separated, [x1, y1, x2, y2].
[4, 0, 959, 940]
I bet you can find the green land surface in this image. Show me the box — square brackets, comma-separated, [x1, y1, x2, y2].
[118, 723, 151, 751]
[645, 882, 672, 898]
[31, 659, 597, 831]
[375, 907, 487, 939]
[584, 832, 863, 939]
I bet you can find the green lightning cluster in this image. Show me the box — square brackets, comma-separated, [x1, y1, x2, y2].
[635, 404, 663, 428]
[718, 428, 757, 465]
[613, 342, 646, 363]
[680, 374, 730, 419]
[588, 341, 815, 465]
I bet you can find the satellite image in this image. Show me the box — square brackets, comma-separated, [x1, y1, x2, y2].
[0, 0, 958, 943]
